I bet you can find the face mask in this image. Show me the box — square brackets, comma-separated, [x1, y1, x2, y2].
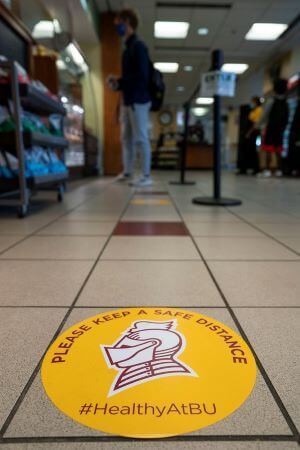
[116, 23, 126, 36]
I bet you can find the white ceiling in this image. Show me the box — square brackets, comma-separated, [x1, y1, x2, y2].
[96, 0, 300, 106]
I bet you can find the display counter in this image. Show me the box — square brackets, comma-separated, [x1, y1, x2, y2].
[186, 142, 213, 169]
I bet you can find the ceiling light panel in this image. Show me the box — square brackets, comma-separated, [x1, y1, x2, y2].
[245, 23, 288, 41]
[193, 107, 208, 116]
[222, 63, 249, 74]
[154, 21, 190, 39]
[154, 62, 179, 73]
[196, 97, 214, 105]
[197, 28, 209, 35]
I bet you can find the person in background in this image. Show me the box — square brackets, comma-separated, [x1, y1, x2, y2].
[257, 79, 289, 178]
[107, 8, 152, 187]
[245, 96, 263, 175]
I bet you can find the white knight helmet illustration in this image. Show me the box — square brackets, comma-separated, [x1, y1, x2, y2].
[101, 319, 198, 396]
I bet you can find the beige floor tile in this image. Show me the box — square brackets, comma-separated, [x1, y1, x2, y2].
[0, 236, 24, 253]
[0, 219, 51, 235]
[276, 238, 300, 253]
[63, 211, 121, 222]
[101, 237, 200, 260]
[208, 261, 300, 307]
[122, 206, 181, 222]
[236, 213, 300, 224]
[0, 236, 107, 260]
[181, 212, 242, 223]
[1, 443, 298, 450]
[5, 308, 291, 438]
[78, 261, 223, 306]
[255, 223, 300, 237]
[186, 222, 263, 237]
[0, 307, 66, 428]
[38, 221, 116, 236]
[0, 260, 93, 306]
[122, 213, 182, 222]
[234, 308, 300, 429]
[3, 376, 103, 438]
[194, 237, 299, 260]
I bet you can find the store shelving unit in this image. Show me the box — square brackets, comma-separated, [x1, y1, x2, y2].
[0, 60, 68, 217]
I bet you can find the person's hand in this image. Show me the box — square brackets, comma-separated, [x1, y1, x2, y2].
[106, 75, 118, 91]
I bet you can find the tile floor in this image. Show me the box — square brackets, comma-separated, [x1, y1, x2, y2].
[0, 172, 299, 450]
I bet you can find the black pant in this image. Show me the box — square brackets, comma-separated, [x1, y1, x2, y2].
[244, 131, 259, 173]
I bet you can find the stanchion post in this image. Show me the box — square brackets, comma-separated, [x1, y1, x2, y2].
[192, 49, 242, 206]
[180, 102, 190, 184]
[212, 49, 222, 200]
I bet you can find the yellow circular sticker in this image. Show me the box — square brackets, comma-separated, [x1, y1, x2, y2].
[41, 308, 256, 438]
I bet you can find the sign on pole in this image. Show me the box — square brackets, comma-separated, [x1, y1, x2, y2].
[201, 71, 236, 97]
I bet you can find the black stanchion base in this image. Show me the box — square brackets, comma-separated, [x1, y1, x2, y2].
[169, 181, 196, 186]
[192, 196, 242, 206]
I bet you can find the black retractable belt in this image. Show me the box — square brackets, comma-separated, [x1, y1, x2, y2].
[192, 49, 242, 206]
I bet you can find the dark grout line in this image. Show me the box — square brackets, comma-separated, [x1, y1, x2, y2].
[1, 258, 300, 262]
[0, 185, 134, 438]
[0, 182, 124, 258]
[225, 209, 300, 257]
[166, 182, 300, 441]
[0, 259, 96, 262]
[0, 305, 299, 309]
[0, 434, 297, 444]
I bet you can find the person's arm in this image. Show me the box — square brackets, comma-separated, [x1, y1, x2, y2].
[135, 41, 150, 85]
[256, 99, 273, 131]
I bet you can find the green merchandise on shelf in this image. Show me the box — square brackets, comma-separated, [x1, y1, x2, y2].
[0, 118, 15, 133]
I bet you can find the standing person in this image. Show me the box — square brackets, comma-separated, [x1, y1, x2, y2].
[244, 96, 263, 175]
[107, 9, 152, 187]
[257, 79, 289, 177]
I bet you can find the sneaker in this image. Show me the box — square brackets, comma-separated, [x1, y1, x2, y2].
[130, 177, 153, 187]
[115, 173, 132, 182]
[257, 170, 272, 178]
[275, 170, 283, 177]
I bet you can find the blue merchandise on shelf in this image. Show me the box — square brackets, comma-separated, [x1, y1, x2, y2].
[48, 150, 68, 174]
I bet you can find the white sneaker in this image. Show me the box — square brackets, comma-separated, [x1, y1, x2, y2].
[115, 173, 132, 182]
[257, 170, 272, 178]
[275, 170, 283, 177]
[130, 177, 153, 187]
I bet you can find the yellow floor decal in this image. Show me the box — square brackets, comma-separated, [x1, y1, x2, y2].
[130, 198, 171, 205]
[42, 308, 256, 438]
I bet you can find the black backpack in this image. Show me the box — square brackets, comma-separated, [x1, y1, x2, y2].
[148, 61, 165, 112]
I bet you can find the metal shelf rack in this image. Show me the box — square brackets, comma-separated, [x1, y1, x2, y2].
[0, 60, 68, 217]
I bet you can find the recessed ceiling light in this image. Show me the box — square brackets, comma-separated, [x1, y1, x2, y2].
[154, 62, 179, 73]
[222, 63, 249, 74]
[197, 28, 209, 35]
[183, 65, 193, 72]
[32, 20, 55, 39]
[193, 107, 208, 116]
[154, 21, 190, 39]
[196, 97, 214, 105]
[245, 23, 288, 41]
[177, 86, 185, 92]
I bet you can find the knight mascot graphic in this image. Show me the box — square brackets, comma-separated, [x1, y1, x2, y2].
[101, 320, 198, 396]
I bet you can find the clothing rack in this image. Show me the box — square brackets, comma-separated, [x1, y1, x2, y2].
[0, 60, 68, 217]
